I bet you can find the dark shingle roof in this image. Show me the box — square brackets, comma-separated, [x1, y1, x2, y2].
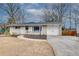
[6, 22, 61, 27]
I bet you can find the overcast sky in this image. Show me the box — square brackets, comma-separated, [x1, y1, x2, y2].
[0, 3, 78, 28]
[0, 3, 46, 23]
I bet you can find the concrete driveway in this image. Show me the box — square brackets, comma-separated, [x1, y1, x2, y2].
[47, 36, 79, 56]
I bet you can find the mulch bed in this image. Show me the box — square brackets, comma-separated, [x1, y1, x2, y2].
[24, 34, 47, 40]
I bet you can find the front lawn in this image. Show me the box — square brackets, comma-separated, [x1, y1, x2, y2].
[0, 37, 54, 56]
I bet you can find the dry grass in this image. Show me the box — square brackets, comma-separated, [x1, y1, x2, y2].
[0, 37, 54, 56]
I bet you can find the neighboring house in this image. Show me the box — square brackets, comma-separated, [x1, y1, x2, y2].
[7, 22, 62, 36]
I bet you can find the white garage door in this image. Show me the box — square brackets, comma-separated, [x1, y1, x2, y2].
[47, 25, 60, 36]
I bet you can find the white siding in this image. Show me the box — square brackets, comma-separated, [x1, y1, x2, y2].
[28, 26, 32, 32]
[26, 26, 47, 35]
[20, 27, 26, 34]
[47, 24, 61, 36]
[9, 26, 47, 35]
[41, 25, 47, 35]
[10, 27, 26, 35]
[9, 24, 61, 36]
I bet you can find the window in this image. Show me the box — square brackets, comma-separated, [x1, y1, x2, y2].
[15, 26, 20, 29]
[34, 26, 39, 32]
[25, 26, 28, 30]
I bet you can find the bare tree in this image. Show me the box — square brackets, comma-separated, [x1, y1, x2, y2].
[42, 3, 68, 24]
[72, 4, 79, 30]
[42, 9, 59, 22]
[0, 3, 25, 24]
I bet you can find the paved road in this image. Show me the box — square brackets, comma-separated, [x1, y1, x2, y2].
[47, 36, 79, 56]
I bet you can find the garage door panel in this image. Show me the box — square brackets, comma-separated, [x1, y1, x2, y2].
[47, 25, 59, 36]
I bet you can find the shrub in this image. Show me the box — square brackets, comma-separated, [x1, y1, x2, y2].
[4, 29, 10, 36]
